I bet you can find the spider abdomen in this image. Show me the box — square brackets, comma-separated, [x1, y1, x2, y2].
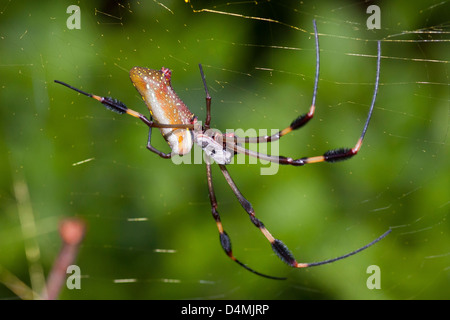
[130, 66, 195, 155]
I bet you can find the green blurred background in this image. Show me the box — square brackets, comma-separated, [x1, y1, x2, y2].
[0, 0, 448, 299]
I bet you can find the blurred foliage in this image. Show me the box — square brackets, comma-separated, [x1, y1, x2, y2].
[0, 0, 448, 299]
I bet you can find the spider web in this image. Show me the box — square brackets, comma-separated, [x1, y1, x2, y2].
[0, 0, 448, 300]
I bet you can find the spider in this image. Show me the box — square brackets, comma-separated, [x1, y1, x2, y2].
[55, 20, 390, 280]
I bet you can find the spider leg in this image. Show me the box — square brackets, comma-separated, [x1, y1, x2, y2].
[219, 164, 392, 269]
[54, 80, 196, 158]
[205, 157, 285, 280]
[145, 126, 172, 159]
[199, 67, 283, 278]
[233, 20, 320, 145]
[218, 164, 299, 267]
[232, 103, 316, 144]
[198, 64, 212, 130]
[196, 20, 317, 141]
[226, 39, 381, 167]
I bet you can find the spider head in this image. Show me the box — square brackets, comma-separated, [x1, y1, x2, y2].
[195, 131, 234, 165]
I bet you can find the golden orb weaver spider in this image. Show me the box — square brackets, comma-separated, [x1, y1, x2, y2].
[55, 20, 390, 280]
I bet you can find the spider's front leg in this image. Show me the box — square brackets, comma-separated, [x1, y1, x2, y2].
[205, 157, 286, 280]
[219, 164, 391, 270]
[218, 164, 303, 268]
[227, 39, 381, 168]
